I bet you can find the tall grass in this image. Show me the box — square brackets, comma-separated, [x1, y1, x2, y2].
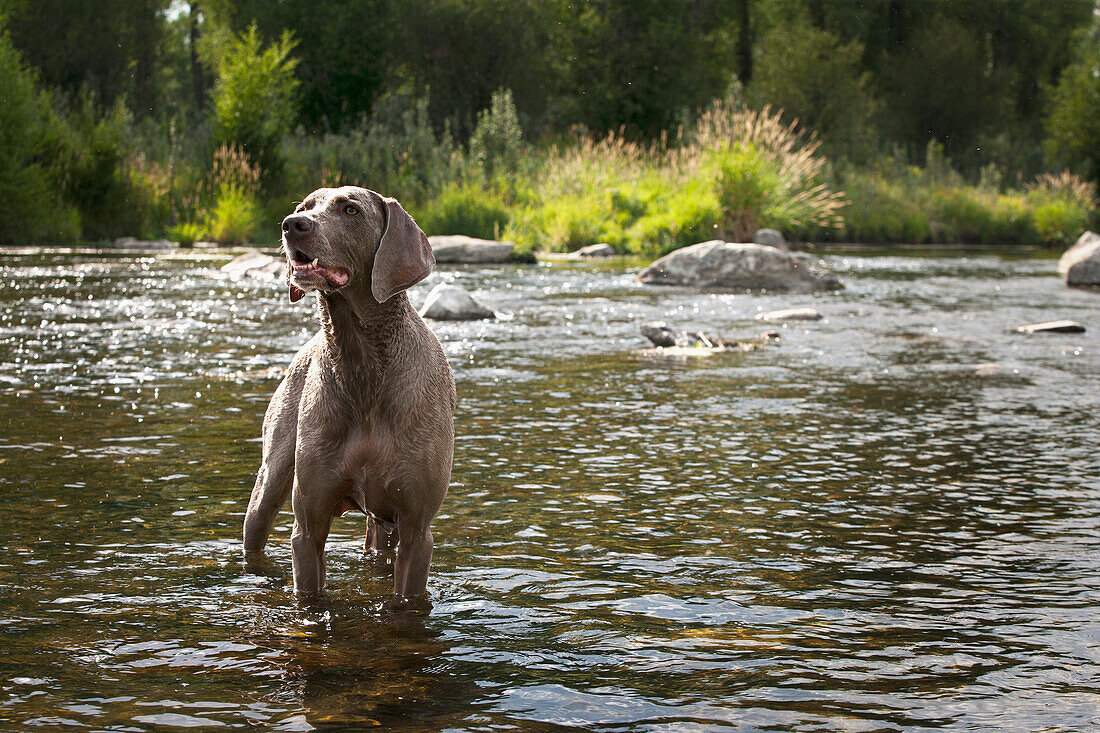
[832, 156, 1096, 246]
[505, 101, 845, 254]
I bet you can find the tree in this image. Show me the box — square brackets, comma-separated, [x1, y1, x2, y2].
[0, 33, 78, 242]
[748, 21, 875, 161]
[210, 25, 300, 180]
[1046, 14, 1100, 180]
[561, 0, 739, 138]
[0, 0, 167, 114]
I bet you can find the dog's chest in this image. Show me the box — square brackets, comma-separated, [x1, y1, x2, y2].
[339, 421, 398, 498]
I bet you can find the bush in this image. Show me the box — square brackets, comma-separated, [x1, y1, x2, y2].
[695, 103, 845, 242]
[205, 186, 260, 245]
[61, 98, 171, 240]
[209, 25, 299, 184]
[0, 33, 79, 242]
[505, 101, 845, 254]
[166, 221, 203, 246]
[1026, 172, 1097, 245]
[469, 88, 526, 182]
[415, 183, 510, 239]
[283, 91, 463, 203]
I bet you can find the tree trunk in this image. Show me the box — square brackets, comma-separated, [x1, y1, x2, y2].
[736, 0, 752, 86]
[190, 1, 205, 112]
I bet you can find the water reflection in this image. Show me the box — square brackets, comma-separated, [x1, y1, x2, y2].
[0, 247, 1097, 730]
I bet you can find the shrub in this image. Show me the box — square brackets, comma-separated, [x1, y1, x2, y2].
[415, 183, 510, 239]
[0, 33, 79, 242]
[505, 100, 844, 254]
[694, 103, 846, 242]
[209, 25, 299, 184]
[1026, 171, 1097, 245]
[833, 170, 932, 243]
[282, 91, 463, 203]
[469, 88, 526, 182]
[205, 186, 260, 245]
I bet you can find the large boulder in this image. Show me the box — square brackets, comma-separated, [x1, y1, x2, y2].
[418, 284, 496, 321]
[638, 240, 842, 293]
[1059, 232, 1100, 287]
[429, 235, 515, 264]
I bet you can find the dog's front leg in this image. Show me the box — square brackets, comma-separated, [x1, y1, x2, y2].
[290, 476, 338, 598]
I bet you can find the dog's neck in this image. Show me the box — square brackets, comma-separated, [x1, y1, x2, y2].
[316, 283, 411, 379]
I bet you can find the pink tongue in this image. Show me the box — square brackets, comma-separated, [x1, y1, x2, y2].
[324, 268, 349, 287]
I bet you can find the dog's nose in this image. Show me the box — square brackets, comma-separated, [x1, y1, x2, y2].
[282, 214, 313, 239]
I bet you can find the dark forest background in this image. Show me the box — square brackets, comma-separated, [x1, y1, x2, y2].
[2, 0, 1099, 250]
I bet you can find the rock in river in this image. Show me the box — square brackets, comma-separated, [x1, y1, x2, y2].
[637, 240, 842, 293]
[753, 228, 787, 250]
[754, 307, 822, 322]
[569, 242, 616, 258]
[1012, 320, 1085, 334]
[111, 236, 177, 250]
[221, 252, 285, 280]
[429, 235, 515, 264]
[418, 284, 496, 321]
[1059, 231, 1100, 287]
[640, 321, 778, 351]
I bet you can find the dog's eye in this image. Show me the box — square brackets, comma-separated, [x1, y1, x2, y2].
[344, 204, 359, 216]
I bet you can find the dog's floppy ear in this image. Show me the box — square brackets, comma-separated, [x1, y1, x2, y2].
[371, 196, 434, 303]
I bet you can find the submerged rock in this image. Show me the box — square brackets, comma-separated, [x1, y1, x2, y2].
[418, 284, 496, 321]
[221, 252, 285, 280]
[638, 240, 842, 293]
[753, 228, 787, 251]
[1012, 320, 1085, 334]
[1059, 231, 1100, 287]
[570, 242, 616, 258]
[754, 307, 822, 321]
[640, 321, 778, 351]
[429, 235, 515, 264]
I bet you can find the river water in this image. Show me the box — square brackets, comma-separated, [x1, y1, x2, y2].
[0, 247, 1097, 731]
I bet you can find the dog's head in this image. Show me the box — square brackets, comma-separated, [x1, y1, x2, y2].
[281, 186, 434, 304]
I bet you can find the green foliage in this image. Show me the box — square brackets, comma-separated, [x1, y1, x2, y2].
[282, 91, 463, 205]
[415, 184, 510, 240]
[0, 32, 78, 242]
[698, 104, 845, 242]
[748, 22, 876, 161]
[0, 0, 164, 112]
[880, 17, 1011, 164]
[506, 102, 843, 254]
[166, 221, 203, 246]
[1045, 17, 1100, 181]
[204, 186, 260, 245]
[1025, 172, 1097, 245]
[61, 97, 170, 240]
[209, 25, 299, 181]
[469, 89, 525, 181]
[832, 165, 1095, 246]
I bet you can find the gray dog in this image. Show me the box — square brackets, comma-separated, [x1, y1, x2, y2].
[243, 186, 455, 600]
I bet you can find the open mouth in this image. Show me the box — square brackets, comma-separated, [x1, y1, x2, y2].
[288, 248, 350, 288]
